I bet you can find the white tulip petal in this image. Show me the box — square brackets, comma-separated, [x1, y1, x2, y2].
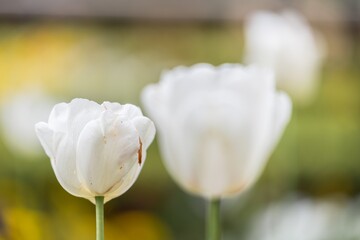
[102, 101, 122, 112]
[53, 134, 91, 198]
[103, 158, 143, 203]
[104, 121, 152, 202]
[48, 102, 69, 132]
[120, 104, 143, 118]
[271, 92, 292, 145]
[36, 120, 88, 197]
[141, 84, 170, 130]
[76, 111, 141, 196]
[160, 64, 218, 110]
[35, 122, 55, 159]
[102, 102, 144, 120]
[48, 98, 103, 144]
[65, 98, 103, 140]
[159, 117, 241, 193]
[45, 98, 103, 198]
[170, 88, 272, 197]
[163, 63, 216, 84]
[132, 117, 156, 149]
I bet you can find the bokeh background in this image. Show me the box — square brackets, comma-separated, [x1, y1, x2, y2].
[0, 0, 359, 239]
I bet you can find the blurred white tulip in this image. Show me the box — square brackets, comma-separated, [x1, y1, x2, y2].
[244, 10, 326, 105]
[142, 64, 292, 199]
[35, 98, 156, 203]
[247, 198, 342, 240]
[332, 197, 360, 239]
[0, 89, 56, 158]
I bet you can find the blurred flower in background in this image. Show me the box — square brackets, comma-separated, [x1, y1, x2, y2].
[335, 197, 360, 239]
[244, 10, 326, 105]
[246, 196, 360, 240]
[0, 88, 56, 158]
[246, 197, 340, 240]
[142, 64, 291, 198]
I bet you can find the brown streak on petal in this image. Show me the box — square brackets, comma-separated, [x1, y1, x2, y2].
[138, 138, 143, 165]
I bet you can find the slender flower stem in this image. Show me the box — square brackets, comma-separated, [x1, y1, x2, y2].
[207, 198, 221, 240]
[96, 196, 105, 240]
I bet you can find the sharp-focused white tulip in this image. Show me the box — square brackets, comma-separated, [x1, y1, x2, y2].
[244, 10, 326, 104]
[0, 89, 56, 158]
[35, 98, 156, 203]
[141, 63, 292, 199]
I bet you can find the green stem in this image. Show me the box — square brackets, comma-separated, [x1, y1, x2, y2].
[207, 198, 221, 240]
[96, 196, 105, 240]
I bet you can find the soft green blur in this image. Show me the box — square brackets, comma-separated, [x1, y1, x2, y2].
[0, 17, 359, 240]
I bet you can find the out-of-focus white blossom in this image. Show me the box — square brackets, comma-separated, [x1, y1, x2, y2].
[244, 10, 326, 104]
[247, 198, 345, 240]
[0, 89, 56, 158]
[142, 63, 291, 199]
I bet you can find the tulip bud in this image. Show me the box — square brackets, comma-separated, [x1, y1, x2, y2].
[35, 98, 156, 203]
[141, 64, 292, 199]
[244, 10, 326, 105]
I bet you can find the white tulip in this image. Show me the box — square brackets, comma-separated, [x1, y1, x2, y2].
[244, 10, 326, 104]
[0, 89, 55, 157]
[35, 98, 156, 203]
[247, 198, 343, 240]
[141, 64, 291, 199]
